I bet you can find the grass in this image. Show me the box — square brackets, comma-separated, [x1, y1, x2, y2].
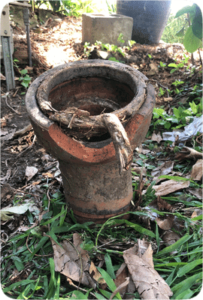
[1, 161, 202, 299]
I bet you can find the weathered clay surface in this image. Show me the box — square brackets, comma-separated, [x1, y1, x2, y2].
[26, 60, 155, 223]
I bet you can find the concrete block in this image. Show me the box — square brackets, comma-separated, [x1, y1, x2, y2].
[82, 13, 133, 46]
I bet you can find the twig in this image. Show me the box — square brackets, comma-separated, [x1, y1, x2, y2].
[149, 79, 169, 97]
[13, 123, 33, 138]
[3, 92, 21, 114]
[16, 134, 36, 158]
[67, 278, 96, 298]
[13, 87, 20, 97]
[97, 238, 117, 249]
[26, 232, 53, 257]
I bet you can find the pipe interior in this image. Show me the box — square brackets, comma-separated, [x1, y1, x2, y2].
[48, 76, 135, 114]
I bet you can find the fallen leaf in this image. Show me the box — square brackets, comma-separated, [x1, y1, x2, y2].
[190, 159, 203, 180]
[0, 128, 9, 136]
[1, 183, 15, 200]
[0, 169, 12, 184]
[114, 263, 129, 297]
[25, 166, 38, 181]
[0, 129, 16, 141]
[126, 276, 136, 297]
[157, 196, 173, 211]
[151, 161, 174, 178]
[151, 131, 162, 144]
[163, 97, 173, 102]
[175, 146, 203, 160]
[162, 230, 181, 246]
[73, 233, 89, 271]
[42, 172, 54, 178]
[191, 209, 202, 225]
[0, 73, 6, 80]
[131, 165, 147, 176]
[156, 215, 174, 230]
[51, 238, 90, 286]
[153, 179, 190, 196]
[110, 277, 130, 300]
[141, 244, 154, 268]
[147, 62, 159, 75]
[187, 188, 202, 199]
[0, 203, 30, 221]
[123, 244, 173, 299]
[89, 261, 106, 285]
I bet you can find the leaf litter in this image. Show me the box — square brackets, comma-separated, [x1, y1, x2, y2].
[1, 4, 203, 300]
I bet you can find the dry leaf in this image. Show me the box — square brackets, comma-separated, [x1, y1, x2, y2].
[163, 97, 173, 102]
[190, 159, 203, 180]
[0, 129, 16, 141]
[153, 179, 190, 196]
[89, 261, 106, 285]
[141, 244, 154, 268]
[147, 62, 159, 75]
[191, 209, 202, 225]
[114, 263, 129, 297]
[123, 244, 173, 299]
[151, 161, 174, 178]
[51, 239, 90, 286]
[151, 131, 162, 144]
[156, 215, 174, 230]
[131, 165, 147, 176]
[0, 73, 6, 80]
[0, 128, 9, 136]
[73, 233, 89, 271]
[110, 277, 130, 300]
[0, 117, 7, 127]
[175, 146, 203, 161]
[0, 203, 30, 221]
[157, 196, 173, 211]
[42, 172, 54, 178]
[187, 188, 202, 199]
[162, 231, 181, 246]
[0, 169, 12, 184]
[126, 276, 136, 297]
[25, 166, 38, 181]
[1, 183, 15, 200]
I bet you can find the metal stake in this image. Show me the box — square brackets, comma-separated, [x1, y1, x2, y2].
[23, 7, 32, 67]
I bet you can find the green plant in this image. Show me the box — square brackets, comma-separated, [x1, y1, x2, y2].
[44, 0, 101, 17]
[105, 0, 116, 14]
[168, 55, 190, 73]
[158, 87, 166, 97]
[83, 41, 91, 57]
[19, 69, 31, 89]
[117, 33, 125, 44]
[172, 80, 185, 87]
[128, 40, 136, 48]
[175, 3, 202, 53]
[160, 61, 166, 68]
[48, 0, 61, 12]
[161, 13, 190, 44]
[108, 57, 119, 62]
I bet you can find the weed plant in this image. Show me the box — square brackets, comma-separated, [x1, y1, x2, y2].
[161, 13, 189, 44]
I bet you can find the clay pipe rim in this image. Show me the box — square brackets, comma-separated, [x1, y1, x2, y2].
[35, 60, 148, 129]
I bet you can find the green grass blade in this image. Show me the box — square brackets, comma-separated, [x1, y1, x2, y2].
[155, 234, 191, 257]
[104, 253, 116, 279]
[97, 267, 122, 299]
[172, 272, 202, 298]
[175, 289, 194, 299]
[3, 280, 36, 293]
[99, 289, 112, 299]
[177, 259, 203, 277]
[95, 292, 107, 299]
